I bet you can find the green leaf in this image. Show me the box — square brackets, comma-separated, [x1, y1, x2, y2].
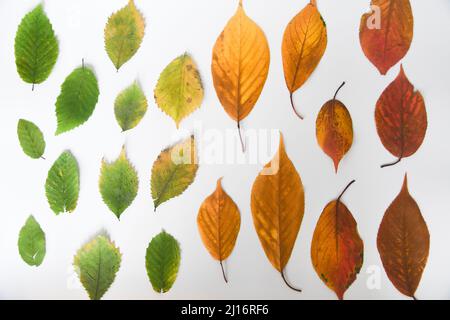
[18, 215, 46, 266]
[151, 136, 199, 211]
[45, 151, 80, 215]
[17, 119, 45, 159]
[145, 230, 181, 293]
[99, 146, 139, 219]
[14, 4, 59, 89]
[55, 64, 99, 135]
[74, 234, 122, 300]
[114, 82, 148, 132]
[154, 53, 204, 128]
[104, 0, 145, 71]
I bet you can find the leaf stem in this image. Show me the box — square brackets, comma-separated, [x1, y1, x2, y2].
[337, 179, 356, 203]
[381, 157, 402, 168]
[237, 121, 245, 152]
[413, 296, 418, 300]
[220, 261, 228, 283]
[333, 81, 346, 101]
[290, 93, 304, 120]
[281, 270, 302, 292]
[32, 83, 35, 91]
[40, 156, 46, 160]
[82, 58, 85, 69]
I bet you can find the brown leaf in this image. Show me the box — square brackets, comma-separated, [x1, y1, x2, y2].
[359, 0, 414, 75]
[375, 65, 427, 168]
[311, 180, 363, 300]
[197, 178, 241, 283]
[377, 174, 430, 299]
[211, 0, 270, 151]
[282, 0, 327, 119]
[250, 133, 304, 292]
[316, 82, 353, 173]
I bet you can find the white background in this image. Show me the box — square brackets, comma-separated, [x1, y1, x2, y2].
[0, 0, 449, 300]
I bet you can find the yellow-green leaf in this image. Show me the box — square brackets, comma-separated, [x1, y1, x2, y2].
[104, 0, 145, 71]
[155, 53, 204, 128]
[114, 82, 148, 132]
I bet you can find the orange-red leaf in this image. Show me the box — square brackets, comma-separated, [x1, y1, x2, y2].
[311, 181, 363, 300]
[359, 0, 414, 75]
[250, 133, 304, 291]
[316, 83, 353, 173]
[197, 178, 241, 283]
[375, 65, 427, 168]
[377, 174, 430, 299]
[282, 0, 327, 119]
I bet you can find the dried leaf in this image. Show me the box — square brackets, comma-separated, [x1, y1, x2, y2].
[197, 178, 241, 283]
[55, 63, 100, 135]
[250, 133, 304, 292]
[151, 136, 198, 211]
[14, 4, 59, 90]
[114, 82, 148, 132]
[311, 180, 363, 300]
[316, 82, 353, 173]
[17, 119, 46, 159]
[211, 0, 270, 151]
[360, 0, 413, 75]
[155, 53, 204, 128]
[74, 234, 122, 300]
[18, 215, 46, 267]
[377, 174, 429, 299]
[145, 230, 181, 293]
[375, 65, 427, 168]
[282, 0, 327, 119]
[99, 146, 139, 219]
[104, 0, 145, 71]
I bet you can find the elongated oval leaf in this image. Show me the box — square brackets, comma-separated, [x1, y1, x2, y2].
[311, 181, 363, 300]
[14, 4, 59, 89]
[114, 82, 147, 132]
[377, 174, 429, 299]
[17, 119, 46, 159]
[316, 83, 353, 173]
[155, 53, 204, 128]
[375, 66, 427, 168]
[151, 136, 198, 211]
[282, 0, 327, 119]
[55, 64, 100, 135]
[105, 0, 145, 71]
[145, 230, 181, 293]
[197, 178, 241, 283]
[99, 146, 139, 219]
[45, 151, 80, 215]
[360, 0, 413, 75]
[250, 133, 304, 291]
[74, 234, 122, 300]
[211, 0, 270, 149]
[18, 215, 46, 266]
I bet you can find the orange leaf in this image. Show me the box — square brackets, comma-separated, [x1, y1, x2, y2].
[377, 174, 430, 299]
[311, 180, 363, 300]
[375, 65, 427, 168]
[359, 0, 414, 75]
[282, 0, 327, 119]
[250, 133, 305, 292]
[211, 0, 270, 151]
[316, 82, 353, 173]
[197, 178, 241, 283]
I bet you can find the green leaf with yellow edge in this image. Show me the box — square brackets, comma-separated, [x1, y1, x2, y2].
[14, 4, 59, 89]
[151, 136, 198, 211]
[145, 230, 181, 293]
[17, 119, 46, 159]
[55, 64, 99, 135]
[18, 215, 46, 267]
[99, 146, 139, 219]
[74, 234, 122, 300]
[154, 53, 204, 128]
[114, 82, 148, 132]
[104, 0, 145, 71]
[45, 151, 80, 215]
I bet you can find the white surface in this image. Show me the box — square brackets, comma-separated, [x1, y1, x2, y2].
[0, 0, 449, 300]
